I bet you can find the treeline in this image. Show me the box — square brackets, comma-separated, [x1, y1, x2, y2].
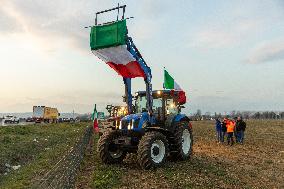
[190, 110, 284, 120]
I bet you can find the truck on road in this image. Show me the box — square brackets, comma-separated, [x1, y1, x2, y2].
[33, 106, 60, 123]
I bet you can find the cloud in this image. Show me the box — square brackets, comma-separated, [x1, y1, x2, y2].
[190, 18, 263, 49]
[189, 0, 283, 50]
[247, 39, 284, 64]
[193, 30, 237, 49]
[0, 0, 166, 53]
[0, 0, 113, 52]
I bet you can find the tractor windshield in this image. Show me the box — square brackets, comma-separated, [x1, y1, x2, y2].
[135, 95, 162, 114]
[135, 96, 147, 113]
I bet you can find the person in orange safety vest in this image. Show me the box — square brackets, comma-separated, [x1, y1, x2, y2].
[226, 119, 235, 146]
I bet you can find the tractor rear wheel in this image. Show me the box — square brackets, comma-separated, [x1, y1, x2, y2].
[137, 131, 169, 169]
[169, 121, 193, 161]
[97, 130, 126, 164]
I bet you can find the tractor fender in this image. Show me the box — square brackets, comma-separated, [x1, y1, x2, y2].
[163, 114, 190, 133]
[173, 114, 190, 123]
[167, 114, 191, 132]
[144, 127, 170, 136]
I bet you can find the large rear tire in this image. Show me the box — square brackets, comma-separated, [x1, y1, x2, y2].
[137, 131, 169, 169]
[97, 130, 126, 164]
[169, 121, 193, 161]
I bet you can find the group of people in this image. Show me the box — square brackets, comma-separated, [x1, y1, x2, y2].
[215, 117, 247, 146]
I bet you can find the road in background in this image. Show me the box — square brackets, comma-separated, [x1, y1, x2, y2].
[0, 119, 35, 127]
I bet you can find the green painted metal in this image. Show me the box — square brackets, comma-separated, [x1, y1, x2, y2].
[90, 20, 127, 50]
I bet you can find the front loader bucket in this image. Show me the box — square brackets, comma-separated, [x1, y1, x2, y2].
[90, 20, 127, 50]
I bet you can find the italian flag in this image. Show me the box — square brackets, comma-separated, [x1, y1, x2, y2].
[90, 20, 145, 78]
[92, 104, 99, 133]
[164, 69, 182, 90]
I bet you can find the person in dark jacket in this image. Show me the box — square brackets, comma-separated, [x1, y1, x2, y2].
[233, 117, 238, 141]
[215, 118, 222, 143]
[221, 119, 227, 143]
[235, 116, 246, 144]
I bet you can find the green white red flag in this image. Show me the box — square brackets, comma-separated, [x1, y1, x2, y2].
[164, 69, 182, 90]
[164, 69, 187, 104]
[92, 104, 99, 133]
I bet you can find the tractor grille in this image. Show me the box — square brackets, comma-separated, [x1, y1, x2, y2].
[133, 119, 140, 129]
[121, 120, 128, 130]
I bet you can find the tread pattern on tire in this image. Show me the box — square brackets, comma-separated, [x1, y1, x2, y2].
[97, 130, 126, 164]
[169, 121, 193, 161]
[137, 131, 169, 170]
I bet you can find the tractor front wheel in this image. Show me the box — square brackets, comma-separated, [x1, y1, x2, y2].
[137, 131, 169, 169]
[97, 130, 126, 164]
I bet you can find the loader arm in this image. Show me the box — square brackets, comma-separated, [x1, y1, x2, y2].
[125, 37, 153, 115]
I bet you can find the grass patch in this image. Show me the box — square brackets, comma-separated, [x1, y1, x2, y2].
[0, 122, 89, 188]
[92, 135, 122, 189]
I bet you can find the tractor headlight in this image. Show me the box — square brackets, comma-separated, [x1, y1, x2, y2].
[131, 119, 135, 129]
[127, 121, 131, 130]
[119, 121, 122, 129]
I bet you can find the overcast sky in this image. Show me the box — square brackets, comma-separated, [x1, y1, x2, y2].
[0, 0, 284, 114]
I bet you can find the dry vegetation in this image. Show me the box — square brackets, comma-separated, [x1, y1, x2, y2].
[76, 120, 284, 189]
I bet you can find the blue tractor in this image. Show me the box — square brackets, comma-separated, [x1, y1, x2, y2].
[90, 5, 193, 169]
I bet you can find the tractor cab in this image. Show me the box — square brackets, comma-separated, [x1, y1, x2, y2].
[134, 90, 186, 125]
[117, 90, 187, 131]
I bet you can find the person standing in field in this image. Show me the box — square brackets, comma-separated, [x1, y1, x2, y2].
[215, 118, 222, 143]
[226, 119, 236, 146]
[233, 117, 238, 142]
[221, 118, 227, 143]
[235, 116, 246, 144]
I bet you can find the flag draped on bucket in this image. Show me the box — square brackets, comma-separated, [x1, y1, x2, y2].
[164, 69, 182, 90]
[92, 104, 99, 133]
[90, 20, 145, 78]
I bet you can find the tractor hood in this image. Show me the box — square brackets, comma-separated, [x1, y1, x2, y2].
[121, 113, 145, 121]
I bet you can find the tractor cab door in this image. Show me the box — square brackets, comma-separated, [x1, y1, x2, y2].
[152, 97, 165, 126]
[152, 95, 179, 127]
[165, 98, 178, 115]
[164, 97, 179, 128]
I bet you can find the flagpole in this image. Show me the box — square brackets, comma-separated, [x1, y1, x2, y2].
[163, 67, 165, 90]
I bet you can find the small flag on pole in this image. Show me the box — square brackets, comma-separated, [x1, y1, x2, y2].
[92, 104, 99, 133]
[163, 68, 187, 104]
[164, 69, 182, 90]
